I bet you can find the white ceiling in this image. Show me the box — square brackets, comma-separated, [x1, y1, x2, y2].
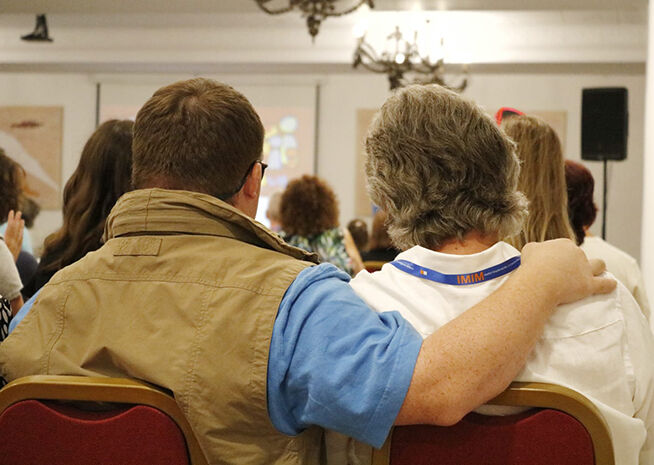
[0, 0, 645, 14]
[0, 0, 646, 73]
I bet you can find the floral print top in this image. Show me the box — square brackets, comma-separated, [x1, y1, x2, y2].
[283, 227, 353, 276]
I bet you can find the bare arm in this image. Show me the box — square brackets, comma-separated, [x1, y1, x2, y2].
[396, 239, 616, 426]
[4, 210, 24, 262]
[9, 295, 23, 316]
[343, 227, 364, 275]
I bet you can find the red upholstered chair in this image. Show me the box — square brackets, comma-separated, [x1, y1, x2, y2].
[372, 382, 614, 465]
[0, 375, 208, 465]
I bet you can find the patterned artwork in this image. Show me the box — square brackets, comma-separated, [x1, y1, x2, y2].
[0, 106, 63, 209]
[258, 107, 315, 198]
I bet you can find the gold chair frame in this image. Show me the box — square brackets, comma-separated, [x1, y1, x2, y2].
[372, 381, 615, 465]
[0, 375, 209, 465]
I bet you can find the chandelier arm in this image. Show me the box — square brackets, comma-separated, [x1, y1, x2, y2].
[328, 1, 374, 17]
[254, 1, 294, 15]
[357, 42, 382, 62]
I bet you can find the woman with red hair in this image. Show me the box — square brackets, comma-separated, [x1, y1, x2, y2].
[565, 159, 650, 320]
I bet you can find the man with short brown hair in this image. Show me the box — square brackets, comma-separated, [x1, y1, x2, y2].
[0, 78, 615, 465]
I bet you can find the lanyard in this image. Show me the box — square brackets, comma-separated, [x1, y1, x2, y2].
[390, 256, 521, 286]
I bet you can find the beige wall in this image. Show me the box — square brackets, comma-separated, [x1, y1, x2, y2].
[0, 69, 645, 262]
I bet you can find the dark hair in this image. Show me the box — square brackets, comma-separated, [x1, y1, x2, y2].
[280, 175, 339, 237]
[368, 210, 393, 250]
[0, 149, 23, 221]
[347, 218, 369, 251]
[132, 78, 264, 200]
[18, 196, 40, 229]
[39, 119, 134, 274]
[564, 160, 597, 245]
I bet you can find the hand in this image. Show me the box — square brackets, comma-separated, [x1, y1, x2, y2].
[520, 238, 616, 306]
[4, 210, 24, 262]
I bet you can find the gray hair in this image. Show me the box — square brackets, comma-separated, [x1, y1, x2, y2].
[365, 84, 528, 250]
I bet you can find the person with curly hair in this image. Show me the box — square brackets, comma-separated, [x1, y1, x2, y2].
[0, 149, 25, 313]
[280, 175, 363, 276]
[21, 119, 133, 299]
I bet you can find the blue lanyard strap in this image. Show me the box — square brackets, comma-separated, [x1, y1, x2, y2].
[390, 256, 521, 286]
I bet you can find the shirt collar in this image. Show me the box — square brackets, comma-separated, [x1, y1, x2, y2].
[396, 242, 520, 275]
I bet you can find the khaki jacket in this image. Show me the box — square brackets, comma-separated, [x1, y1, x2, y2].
[0, 188, 324, 464]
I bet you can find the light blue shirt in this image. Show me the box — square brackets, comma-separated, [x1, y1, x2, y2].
[8, 264, 422, 447]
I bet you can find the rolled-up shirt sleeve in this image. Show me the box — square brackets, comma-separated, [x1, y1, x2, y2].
[267, 263, 422, 448]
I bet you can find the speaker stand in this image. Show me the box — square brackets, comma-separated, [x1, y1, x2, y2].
[601, 158, 608, 240]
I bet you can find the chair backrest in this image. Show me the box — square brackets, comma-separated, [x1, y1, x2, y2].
[372, 382, 614, 465]
[0, 375, 209, 465]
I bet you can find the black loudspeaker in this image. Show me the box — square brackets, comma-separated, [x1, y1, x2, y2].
[581, 87, 628, 161]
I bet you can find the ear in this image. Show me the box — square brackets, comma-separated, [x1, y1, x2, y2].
[242, 162, 262, 201]
[228, 162, 262, 218]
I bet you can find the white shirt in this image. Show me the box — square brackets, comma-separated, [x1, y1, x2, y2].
[582, 235, 651, 326]
[350, 242, 654, 465]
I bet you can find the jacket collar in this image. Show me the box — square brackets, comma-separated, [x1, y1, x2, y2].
[104, 188, 320, 263]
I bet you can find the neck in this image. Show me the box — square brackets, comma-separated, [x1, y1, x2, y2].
[434, 231, 499, 255]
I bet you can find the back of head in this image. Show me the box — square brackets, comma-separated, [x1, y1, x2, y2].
[266, 191, 283, 223]
[564, 160, 597, 245]
[0, 149, 23, 221]
[18, 196, 41, 229]
[347, 218, 369, 251]
[40, 119, 134, 273]
[365, 84, 527, 250]
[503, 115, 575, 249]
[280, 175, 339, 237]
[368, 210, 393, 251]
[132, 78, 264, 200]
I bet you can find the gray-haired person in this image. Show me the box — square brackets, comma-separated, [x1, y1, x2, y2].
[351, 84, 653, 465]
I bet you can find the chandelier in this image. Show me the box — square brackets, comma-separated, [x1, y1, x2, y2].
[353, 23, 468, 91]
[255, 0, 374, 39]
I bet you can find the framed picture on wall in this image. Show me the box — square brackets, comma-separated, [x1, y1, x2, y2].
[0, 106, 63, 209]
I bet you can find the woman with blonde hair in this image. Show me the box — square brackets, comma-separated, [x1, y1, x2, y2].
[502, 115, 575, 249]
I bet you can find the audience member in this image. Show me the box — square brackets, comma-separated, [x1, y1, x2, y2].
[280, 174, 364, 275]
[12, 197, 40, 289]
[22, 119, 133, 299]
[361, 210, 400, 263]
[346, 218, 369, 253]
[0, 150, 25, 313]
[266, 191, 283, 232]
[351, 84, 653, 465]
[0, 78, 614, 464]
[0, 164, 34, 255]
[565, 159, 650, 321]
[18, 196, 40, 231]
[502, 115, 576, 249]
